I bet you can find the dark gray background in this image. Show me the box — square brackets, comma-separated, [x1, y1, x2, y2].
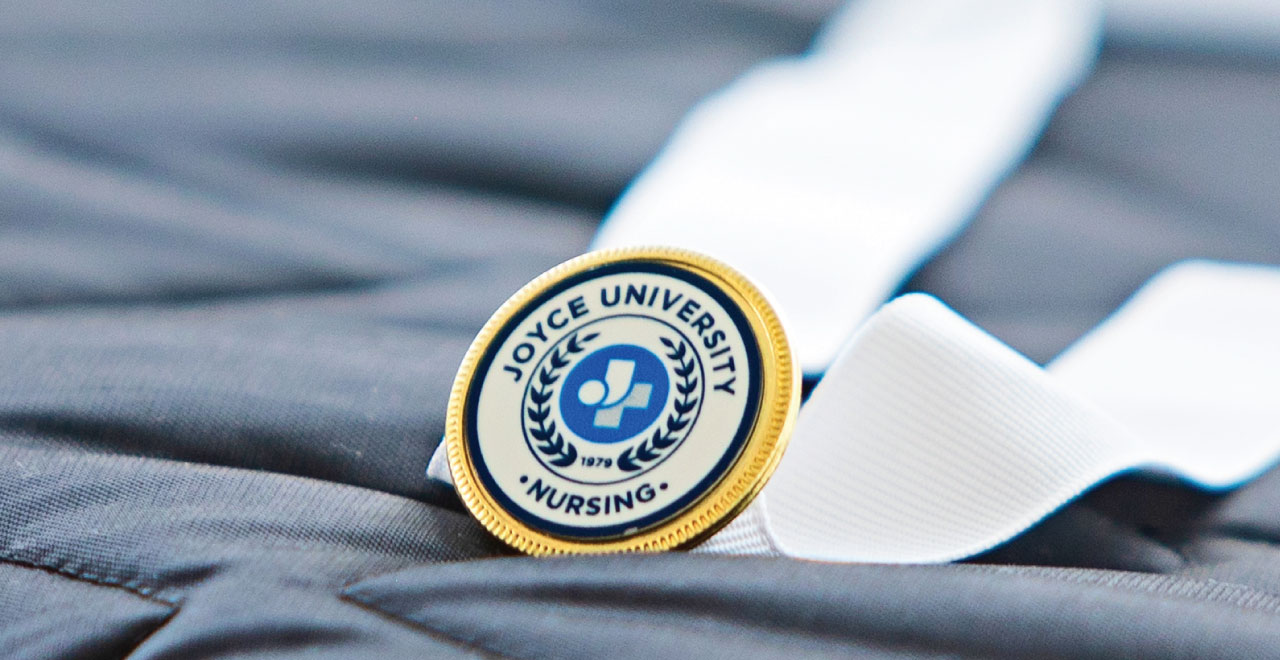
[1, 2, 1279, 657]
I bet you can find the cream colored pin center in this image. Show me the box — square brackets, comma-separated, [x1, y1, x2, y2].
[445, 247, 798, 554]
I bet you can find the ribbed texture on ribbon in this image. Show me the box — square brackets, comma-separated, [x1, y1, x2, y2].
[760, 294, 1143, 562]
[429, 262, 1280, 563]
[692, 498, 780, 556]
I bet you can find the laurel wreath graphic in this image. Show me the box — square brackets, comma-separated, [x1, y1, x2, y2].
[616, 337, 700, 473]
[526, 332, 598, 467]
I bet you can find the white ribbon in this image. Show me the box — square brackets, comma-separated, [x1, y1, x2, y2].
[432, 262, 1280, 561]
[593, 0, 1100, 374]
[698, 262, 1280, 561]
[428, 0, 1280, 562]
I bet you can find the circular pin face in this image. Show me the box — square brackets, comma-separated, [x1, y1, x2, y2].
[445, 247, 798, 554]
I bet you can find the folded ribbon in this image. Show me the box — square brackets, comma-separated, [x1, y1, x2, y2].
[431, 261, 1280, 562]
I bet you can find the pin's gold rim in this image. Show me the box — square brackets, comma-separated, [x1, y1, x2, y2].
[444, 246, 799, 555]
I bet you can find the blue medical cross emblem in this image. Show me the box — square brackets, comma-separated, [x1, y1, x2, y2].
[576, 359, 653, 428]
[559, 344, 669, 444]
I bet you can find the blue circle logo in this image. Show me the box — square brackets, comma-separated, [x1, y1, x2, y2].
[559, 344, 669, 444]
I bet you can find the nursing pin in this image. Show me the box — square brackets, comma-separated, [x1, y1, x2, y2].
[444, 247, 799, 554]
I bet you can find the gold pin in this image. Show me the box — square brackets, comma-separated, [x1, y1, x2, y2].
[445, 247, 798, 554]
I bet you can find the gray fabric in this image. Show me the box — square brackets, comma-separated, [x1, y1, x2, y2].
[0, 0, 829, 505]
[346, 555, 1280, 659]
[0, 443, 505, 658]
[0, 562, 172, 659]
[902, 47, 1280, 363]
[2, 2, 1280, 658]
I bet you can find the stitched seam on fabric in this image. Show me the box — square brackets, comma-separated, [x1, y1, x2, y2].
[0, 550, 179, 606]
[0, 442, 497, 557]
[339, 591, 520, 660]
[967, 565, 1280, 615]
[1184, 529, 1280, 605]
[342, 584, 993, 659]
[488, 597, 994, 658]
[0, 556, 182, 660]
[342, 555, 519, 591]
